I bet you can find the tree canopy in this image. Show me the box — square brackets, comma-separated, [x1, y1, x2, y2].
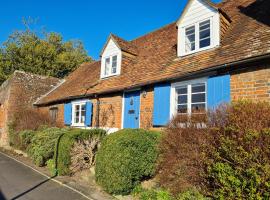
[0, 25, 92, 84]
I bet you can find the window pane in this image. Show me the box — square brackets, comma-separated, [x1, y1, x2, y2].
[105, 58, 110, 75]
[200, 29, 210, 39]
[81, 104, 86, 124]
[199, 20, 210, 48]
[192, 93, 205, 103]
[177, 86, 188, 95]
[111, 56, 117, 74]
[191, 103, 206, 113]
[192, 83, 205, 93]
[178, 95, 187, 104]
[200, 20, 210, 30]
[178, 105, 188, 114]
[185, 26, 195, 52]
[200, 38, 211, 48]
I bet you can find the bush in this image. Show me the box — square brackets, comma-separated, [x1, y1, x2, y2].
[157, 114, 207, 195]
[8, 108, 60, 148]
[157, 101, 270, 199]
[132, 186, 173, 200]
[95, 129, 160, 195]
[18, 130, 36, 150]
[177, 188, 209, 200]
[204, 101, 270, 199]
[46, 159, 57, 176]
[27, 127, 68, 166]
[54, 128, 106, 175]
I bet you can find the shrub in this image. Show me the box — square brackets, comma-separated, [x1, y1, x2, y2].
[54, 128, 106, 176]
[177, 188, 209, 200]
[95, 129, 160, 195]
[46, 159, 57, 176]
[8, 108, 61, 148]
[18, 130, 35, 150]
[27, 127, 68, 166]
[157, 114, 207, 195]
[158, 101, 270, 199]
[132, 186, 173, 200]
[204, 101, 270, 199]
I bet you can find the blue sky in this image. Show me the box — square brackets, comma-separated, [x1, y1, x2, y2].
[0, 0, 221, 60]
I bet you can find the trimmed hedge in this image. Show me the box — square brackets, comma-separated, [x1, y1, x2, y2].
[54, 128, 106, 175]
[95, 129, 161, 195]
[26, 127, 68, 167]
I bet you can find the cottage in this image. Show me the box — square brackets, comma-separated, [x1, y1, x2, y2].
[0, 71, 61, 146]
[35, 0, 270, 132]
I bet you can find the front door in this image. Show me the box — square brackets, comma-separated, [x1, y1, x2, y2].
[123, 90, 140, 129]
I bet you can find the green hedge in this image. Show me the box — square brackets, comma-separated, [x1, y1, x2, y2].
[54, 128, 106, 175]
[95, 129, 161, 195]
[18, 130, 35, 150]
[26, 127, 68, 167]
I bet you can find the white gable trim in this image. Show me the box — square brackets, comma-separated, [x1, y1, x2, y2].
[177, 0, 218, 26]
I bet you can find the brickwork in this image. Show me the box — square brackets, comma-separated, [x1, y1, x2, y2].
[231, 66, 270, 102]
[0, 101, 9, 146]
[92, 93, 123, 129]
[140, 86, 154, 129]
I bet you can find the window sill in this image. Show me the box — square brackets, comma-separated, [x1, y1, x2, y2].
[71, 123, 86, 127]
[100, 73, 120, 80]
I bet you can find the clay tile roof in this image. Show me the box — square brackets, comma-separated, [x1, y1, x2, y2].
[36, 0, 270, 106]
[110, 34, 139, 56]
[0, 70, 61, 105]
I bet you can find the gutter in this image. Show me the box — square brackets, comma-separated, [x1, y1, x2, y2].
[36, 53, 270, 106]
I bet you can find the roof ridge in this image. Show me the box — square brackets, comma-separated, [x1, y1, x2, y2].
[13, 70, 60, 80]
[130, 22, 176, 42]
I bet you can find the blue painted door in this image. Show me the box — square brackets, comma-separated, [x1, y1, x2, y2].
[123, 90, 141, 128]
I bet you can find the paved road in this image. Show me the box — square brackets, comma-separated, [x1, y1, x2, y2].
[0, 152, 88, 200]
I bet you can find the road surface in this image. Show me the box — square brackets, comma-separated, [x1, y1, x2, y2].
[0, 152, 88, 200]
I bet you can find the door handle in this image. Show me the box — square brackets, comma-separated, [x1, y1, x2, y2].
[135, 117, 138, 120]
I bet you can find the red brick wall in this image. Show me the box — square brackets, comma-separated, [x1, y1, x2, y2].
[140, 86, 154, 129]
[231, 66, 270, 102]
[92, 93, 123, 129]
[0, 101, 9, 146]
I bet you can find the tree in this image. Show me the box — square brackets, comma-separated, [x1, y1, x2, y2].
[0, 21, 92, 84]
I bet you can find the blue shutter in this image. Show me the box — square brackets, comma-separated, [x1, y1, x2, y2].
[64, 103, 72, 125]
[85, 101, 93, 126]
[207, 74, 231, 109]
[153, 83, 171, 126]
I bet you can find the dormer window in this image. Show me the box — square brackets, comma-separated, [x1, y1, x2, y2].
[101, 38, 122, 79]
[177, 0, 220, 57]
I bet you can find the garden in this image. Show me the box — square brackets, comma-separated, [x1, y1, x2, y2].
[8, 100, 270, 200]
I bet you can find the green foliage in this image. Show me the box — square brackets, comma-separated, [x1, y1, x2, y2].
[27, 127, 68, 167]
[177, 188, 209, 200]
[0, 22, 91, 84]
[46, 159, 57, 176]
[18, 130, 36, 150]
[132, 186, 207, 200]
[132, 186, 173, 200]
[95, 129, 161, 195]
[204, 101, 270, 199]
[55, 128, 106, 176]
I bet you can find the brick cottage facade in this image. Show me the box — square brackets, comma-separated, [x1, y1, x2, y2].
[0, 71, 61, 146]
[34, 0, 270, 133]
